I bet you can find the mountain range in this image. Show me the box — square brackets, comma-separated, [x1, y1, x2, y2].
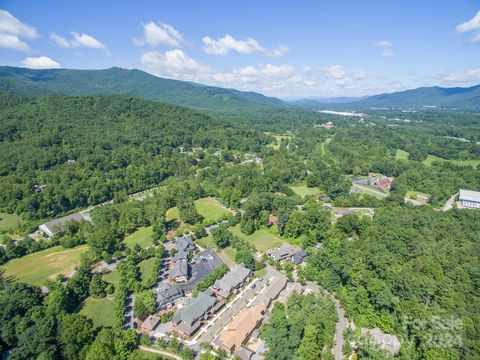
[0, 66, 479, 112]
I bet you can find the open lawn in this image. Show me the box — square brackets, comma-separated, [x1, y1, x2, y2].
[166, 198, 230, 224]
[289, 184, 320, 198]
[2, 245, 87, 286]
[139, 257, 156, 285]
[222, 247, 238, 264]
[102, 270, 120, 290]
[80, 297, 115, 328]
[197, 234, 215, 249]
[0, 212, 22, 233]
[423, 154, 480, 168]
[230, 225, 283, 252]
[395, 149, 409, 160]
[266, 133, 293, 150]
[124, 226, 154, 249]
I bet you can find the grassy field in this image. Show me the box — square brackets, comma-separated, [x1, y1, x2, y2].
[102, 270, 120, 289]
[197, 234, 215, 248]
[266, 133, 293, 150]
[166, 197, 231, 224]
[230, 225, 283, 252]
[423, 154, 480, 168]
[2, 245, 87, 286]
[123, 226, 154, 249]
[139, 257, 156, 285]
[223, 247, 238, 263]
[289, 184, 320, 198]
[395, 149, 409, 160]
[80, 297, 115, 328]
[0, 212, 22, 233]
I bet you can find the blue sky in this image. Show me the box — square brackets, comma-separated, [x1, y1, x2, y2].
[0, 0, 479, 98]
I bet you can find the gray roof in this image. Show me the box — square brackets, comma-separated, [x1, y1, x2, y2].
[173, 289, 217, 327]
[40, 212, 90, 235]
[157, 285, 184, 308]
[459, 189, 480, 202]
[170, 259, 188, 280]
[234, 346, 254, 360]
[292, 249, 307, 264]
[175, 235, 195, 252]
[213, 265, 251, 296]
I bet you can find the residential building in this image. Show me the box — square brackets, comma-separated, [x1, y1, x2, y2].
[458, 189, 480, 209]
[39, 211, 91, 237]
[218, 304, 266, 353]
[267, 243, 307, 264]
[170, 258, 188, 283]
[138, 315, 160, 335]
[254, 274, 287, 308]
[213, 264, 251, 298]
[172, 289, 223, 337]
[156, 285, 184, 311]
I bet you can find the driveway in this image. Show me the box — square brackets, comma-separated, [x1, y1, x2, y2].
[139, 346, 183, 360]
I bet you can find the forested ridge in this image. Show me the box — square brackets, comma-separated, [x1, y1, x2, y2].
[0, 93, 268, 221]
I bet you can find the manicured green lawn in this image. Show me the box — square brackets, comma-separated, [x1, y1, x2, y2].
[102, 270, 120, 290]
[289, 184, 320, 198]
[80, 296, 115, 328]
[223, 247, 238, 263]
[123, 226, 154, 249]
[139, 257, 156, 285]
[166, 197, 230, 224]
[2, 245, 88, 286]
[0, 212, 22, 233]
[395, 149, 409, 160]
[230, 225, 283, 252]
[423, 154, 480, 168]
[197, 234, 215, 248]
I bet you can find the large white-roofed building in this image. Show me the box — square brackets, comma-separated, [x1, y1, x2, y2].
[458, 189, 480, 209]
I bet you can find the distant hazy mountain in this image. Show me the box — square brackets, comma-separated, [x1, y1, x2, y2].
[0, 66, 285, 113]
[291, 96, 366, 106]
[293, 85, 480, 111]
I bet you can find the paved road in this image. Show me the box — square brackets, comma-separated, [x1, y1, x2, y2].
[306, 282, 346, 360]
[351, 183, 388, 198]
[139, 345, 183, 360]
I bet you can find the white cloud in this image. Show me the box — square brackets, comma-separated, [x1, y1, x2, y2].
[202, 34, 288, 57]
[50, 32, 70, 48]
[50, 31, 109, 54]
[381, 49, 395, 57]
[456, 11, 480, 43]
[271, 44, 289, 57]
[140, 49, 368, 97]
[71, 32, 109, 53]
[0, 9, 38, 51]
[21, 56, 61, 69]
[374, 40, 392, 48]
[134, 21, 184, 47]
[328, 65, 347, 79]
[441, 69, 480, 85]
[456, 11, 480, 33]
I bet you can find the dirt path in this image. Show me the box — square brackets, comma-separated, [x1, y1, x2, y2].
[442, 193, 457, 212]
[218, 250, 235, 269]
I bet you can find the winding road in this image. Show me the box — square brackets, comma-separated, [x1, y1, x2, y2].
[306, 282, 347, 360]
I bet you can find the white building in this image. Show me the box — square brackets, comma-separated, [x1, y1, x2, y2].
[458, 189, 480, 209]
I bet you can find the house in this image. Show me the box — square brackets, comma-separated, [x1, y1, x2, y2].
[213, 264, 251, 298]
[172, 289, 223, 337]
[458, 189, 480, 209]
[156, 285, 184, 311]
[267, 244, 307, 264]
[175, 235, 195, 259]
[416, 194, 430, 202]
[33, 184, 46, 193]
[218, 304, 265, 353]
[255, 274, 287, 308]
[291, 249, 307, 264]
[138, 315, 160, 335]
[368, 174, 393, 190]
[39, 211, 91, 237]
[170, 258, 188, 283]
